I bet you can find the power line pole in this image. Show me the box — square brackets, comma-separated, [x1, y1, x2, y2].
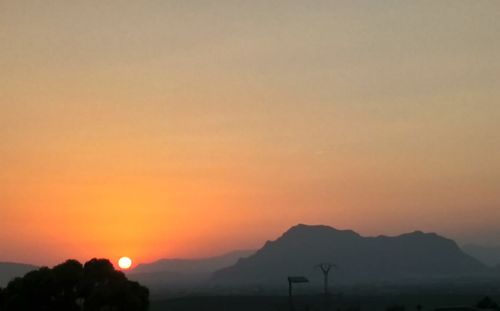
[316, 263, 336, 296]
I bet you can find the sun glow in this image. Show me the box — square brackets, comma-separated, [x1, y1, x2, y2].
[118, 257, 132, 270]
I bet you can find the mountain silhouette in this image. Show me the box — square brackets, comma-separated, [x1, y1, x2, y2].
[462, 244, 500, 267]
[495, 264, 500, 272]
[0, 262, 38, 287]
[128, 250, 254, 287]
[213, 224, 487, 286]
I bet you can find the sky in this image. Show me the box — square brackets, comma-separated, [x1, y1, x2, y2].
[1, 1, 500, 266]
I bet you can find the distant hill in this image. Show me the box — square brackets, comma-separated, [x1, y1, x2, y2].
[495, 264, 500, 274]
[213, 224, 487, 286]
[128, 250, 254, 287]
[462, 244, 500, 267]
[0, 262, 38, 287]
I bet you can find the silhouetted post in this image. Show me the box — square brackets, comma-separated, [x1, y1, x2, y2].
[315, 263, 337, 311]
[287, 276, 309, 311]
[316, 263, 336, 296]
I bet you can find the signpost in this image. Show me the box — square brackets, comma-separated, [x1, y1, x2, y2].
[287, 276, 309, 311]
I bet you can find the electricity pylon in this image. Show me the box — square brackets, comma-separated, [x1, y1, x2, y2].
[315, 262, 336, 296]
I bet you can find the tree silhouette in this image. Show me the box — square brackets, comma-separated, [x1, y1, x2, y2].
[0, 258, 148, 311]
[52, 259, 83, 310]
[477, 296, 499, 310]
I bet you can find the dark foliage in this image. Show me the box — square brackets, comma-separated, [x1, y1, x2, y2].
[477, 296, 499, 309]
[0, 258, 149, 311]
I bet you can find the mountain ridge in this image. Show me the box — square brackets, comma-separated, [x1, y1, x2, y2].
[0, 262, 38, 287]
[131, 249, 255, 274]
[127, 250, 254, 288]
[462, 244, 500, 267]
[213, 224, 487, 286]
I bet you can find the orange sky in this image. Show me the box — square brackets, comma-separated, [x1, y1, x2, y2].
[1, 1, 500, 266]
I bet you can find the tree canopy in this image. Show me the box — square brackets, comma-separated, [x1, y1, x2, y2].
[0, 258, 148, 311]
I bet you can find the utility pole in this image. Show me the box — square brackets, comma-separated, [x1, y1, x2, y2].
[315, 262, 337, 311]
[316, 263, 336, 296]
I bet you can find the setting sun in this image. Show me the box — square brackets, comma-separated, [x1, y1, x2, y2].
[118, 257, 132, 270]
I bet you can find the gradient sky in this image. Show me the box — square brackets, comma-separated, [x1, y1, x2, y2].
[1, 1, 500, 266]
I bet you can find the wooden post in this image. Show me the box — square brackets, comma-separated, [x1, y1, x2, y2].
[287, 276, 309, 311]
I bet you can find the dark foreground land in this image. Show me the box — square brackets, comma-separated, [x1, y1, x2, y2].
[150, 293, 500, 311]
